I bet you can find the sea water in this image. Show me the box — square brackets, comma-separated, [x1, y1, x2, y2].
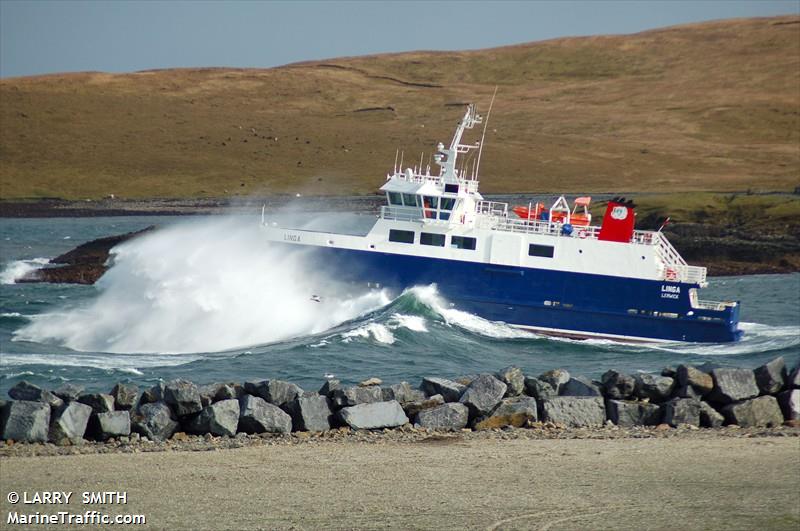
[1, 215, 798, 394]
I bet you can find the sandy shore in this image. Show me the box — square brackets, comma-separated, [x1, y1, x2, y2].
[2, 431, 798, 530]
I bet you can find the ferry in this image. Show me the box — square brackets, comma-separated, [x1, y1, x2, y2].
[261, 104, 742, 343]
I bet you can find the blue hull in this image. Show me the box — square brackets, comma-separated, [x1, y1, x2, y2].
[291, 244, 742, 343]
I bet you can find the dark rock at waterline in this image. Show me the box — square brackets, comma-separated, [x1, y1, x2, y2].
[95, 410, 131, 440]
[633, 374, 675, 402]
[538, 369, 570, 394]
[674, 384, 704, 400]
[721, 396, 784, 428]
[244, 380, 303, 407]
[459, 374, 507, 417]
[600, 370, 636, 400]
[319, 379, 340, 397]
[403, 394, 445, 418]
[140, 383, 165, 405]
[707, 368, 759, 404]
[777, 389, 800, 421]
[283, 395, 334, 432]
[381, 382, 419, 404]
[1, 400, 51, 443]
[524, 377, 558, 402]
[238, 395, 292, 434]
[53, 383, 85, 402]
[9, 381, 63, 409]
[663, 398, 702, 427]
[754, 357, 787, 395]
[187, 399, 240, 437]
[16, 226, 155, 285]
[605, 400, 662, 427]
[49, 401, 92, 445]
[495, 366, 525, 397]
[78, 393, 114, 414]
[198, 383, 239, 407]
[415, 403, 469, 431]
[560, 376, 602, 397]
[541, 397, 606, 427]
[132, 402, 178, 441]
[676, 365, 714, 395]
[788, 363, 800, 389]
[330, 385, 383, 408]
[111, 383, 139, 411]
[164, 379, 203, 417]
[474, 396, 538, 430]
[337, 400, 409, 430]
[420, 377, 465, 402]
[699, 401, 725, 428]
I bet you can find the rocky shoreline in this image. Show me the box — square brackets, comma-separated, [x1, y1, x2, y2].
[2, 358, 798, 457]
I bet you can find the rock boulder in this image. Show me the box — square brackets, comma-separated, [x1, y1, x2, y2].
[337, 401, 409, 430]
[164, 379, 203, 417]
[1, 400, 51, 442]
[415, 403, 469, 431]
[474, 396, 537, 430]
[459, 374, 507, 417]
[677, 366, 714, 395]
[495, 366, 525, 397]
[722, 396, 784, 428]
[541, 397, 605, 427]
[131, 402, 178, 441]
[111, 383, 139, 410]
[663, 398, 702, 427]
[420, 377, 465, 402]
[95, 411, 132, 440]
[238, 395, 292, 434]
[187, 399, 240, 436]
[754, 357, 786, 395]
[78, 393, 114, 414]
[283, 395, 334, 432]
[777, 389, 799, 421]
[49, 401, 92, 444]
[600, 370, 636, 400]
[560, 376, 602, 397]
[606, 400, 662, 426]
[708, 369, 759, 404]
[633, 373, 675, 402]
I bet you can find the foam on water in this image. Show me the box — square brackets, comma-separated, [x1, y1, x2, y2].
[14, 218, 390, 354]
[0, 258, 49, 284]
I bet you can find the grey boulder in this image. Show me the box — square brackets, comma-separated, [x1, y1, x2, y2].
[677, 365, 714, 395]
[560, 376, 602, 397]
[721, 396, 784, 428]
[247, 379, 303, 407]
[382, 382, 418, 404]
[95, 410, 131, 440]
[49, 401, 92, 444]
[187, 399, 240, 437]
[495, 366, 525, 397]
[541, 397, 605, 427]
[415, 403, 469, 431]
[777, 389, 799, 421]
[318, 379, 340, 397]
[699, 401, 725, 428]
[708, 368, 760, 404]
[78, 393, 115, 414]
[420, 377, 465, 402]
[131, 402, 178, 441]
[9, 381, 63, 409]
[140, 382, 165, 405]
[111, 383, 139, 410]
[663, 398, 702, 427]
[330, 385, 383, 408]
[606, 400, 662, 427]
[1, 400, 51, 443]
[459, 374, 507, 417]
[337, 400, 408, 430]
[788, 363, 800, 389]
[474, 396, 538, 429]
[600, 370, 636, 400]
[633, 373, 675, 402]
[524, 377, 557, 402]
[283, 395, 334, 432]
[538, 369, 570, 394]
[754, 357, 786, 395]
[238, 395, 292, 434]
[53, 383, 85, 402]
[164, 379, 203, 416]
[403, 394, 445, 418]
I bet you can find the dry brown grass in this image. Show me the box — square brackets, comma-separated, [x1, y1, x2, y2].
[1, 16, 798, 200]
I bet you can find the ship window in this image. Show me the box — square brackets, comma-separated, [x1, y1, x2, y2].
[444, 184, 459, 194]
[438, 211, 451, 220]
[388, 229, 415, 244]
[451, 236, 476, 250]
[627, 309, 638, 315]
[421, 196, 438, 219]
[420, 232, 445, 247]
[528, 244, 554, 258]
[402, 194, 418, 207]
[387, 192, 403, 206]
[440, 197, 456, 211]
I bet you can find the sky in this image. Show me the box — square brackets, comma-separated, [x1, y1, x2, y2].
[1, 0, 798, 78]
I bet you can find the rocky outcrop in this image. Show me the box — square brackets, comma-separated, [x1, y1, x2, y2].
[283, 395, 333, 432]
[1, 400, 51, 443]
[541, 397, 606, 427]
[754, 357, 787, 395]
[459, 374, 507, 418]
[187, 399, 240, 437]
[238, 395, 292, 434]
[600, 371, 636, 400]
[164, 379, 203, 417]
[9, 381, 63, 408]
[495, 366, 525, 397]
[53, 383, 85, 402]
[415, 403, 469, 431]
[721, 396, 784, 428]
[707, 369, 759, 404]
[111, 383, 139, 410]
[337, 401, 408, 430]
[132, 402, 178, 441]
[420, 377, 465, 402]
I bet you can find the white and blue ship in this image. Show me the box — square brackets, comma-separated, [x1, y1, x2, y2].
[262, 104, 742, 343]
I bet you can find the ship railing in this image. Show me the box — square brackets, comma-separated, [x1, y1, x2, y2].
[665, 264, 708, 285]
[653, 232, 687, 267]
[476, 200, 508, 217]
[694, 299, 735, 311]
[388, 171, 480, 193]
[380, 205, 421, 222]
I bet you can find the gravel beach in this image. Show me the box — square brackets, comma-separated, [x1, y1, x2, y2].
[1, 427, 798, 530]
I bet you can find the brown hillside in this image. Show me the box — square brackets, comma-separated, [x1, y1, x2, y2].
[1, 15, 798, 200]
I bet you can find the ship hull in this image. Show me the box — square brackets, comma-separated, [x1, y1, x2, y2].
[282, 243, 742, 343]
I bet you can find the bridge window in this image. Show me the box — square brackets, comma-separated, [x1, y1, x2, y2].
[389, 229, 415, 244]
[402, 194, 418, 207]
[439, 197, 456, 220]
[444, 184, 459, 194]
[451, 236, 476, 250]
[421, 196, 438, 219]
[387, 192, 403, 206]
[528, 244, 554, 258]
[420, 232, 445, 247]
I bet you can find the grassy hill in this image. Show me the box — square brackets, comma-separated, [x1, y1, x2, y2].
[1, 15, 798, 200]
